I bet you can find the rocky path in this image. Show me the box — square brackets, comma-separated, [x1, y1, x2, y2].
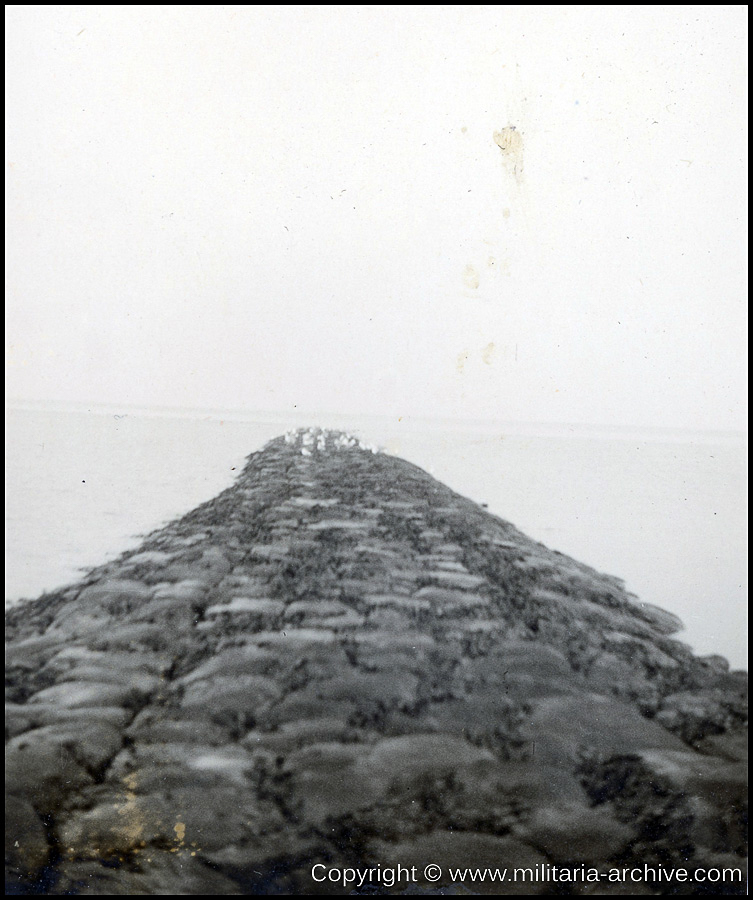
[5, 429, 747, 894]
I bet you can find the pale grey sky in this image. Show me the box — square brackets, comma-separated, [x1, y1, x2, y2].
[6, 6, 748, 431]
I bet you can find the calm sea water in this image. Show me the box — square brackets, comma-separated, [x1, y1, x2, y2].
[5, 406, 747, 669]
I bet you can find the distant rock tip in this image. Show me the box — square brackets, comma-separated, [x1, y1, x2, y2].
[278, 427, 381, 457]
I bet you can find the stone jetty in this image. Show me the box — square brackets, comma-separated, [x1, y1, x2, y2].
[5, 429, 747, 894]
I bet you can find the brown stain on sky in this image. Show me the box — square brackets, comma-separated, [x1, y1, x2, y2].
[458, 344, 495, 372]
[493, 126, 523, 183]
[462, 265, 480, 290]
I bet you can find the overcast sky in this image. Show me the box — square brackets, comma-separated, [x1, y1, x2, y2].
[6, 6, 748, 431]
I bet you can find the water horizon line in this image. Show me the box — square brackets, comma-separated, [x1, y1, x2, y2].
[6, 398, 747, 447]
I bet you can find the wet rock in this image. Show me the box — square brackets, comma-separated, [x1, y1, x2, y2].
[26, 681, 140, 710]
[181, 675, 283, 728]
[91, 621, 173, 651]
[177, 645, 279, 684]
[521, 694, 687, 766]
[241, 717, 354, 753]
[638, 748, 747, 814]
[372, 832, 549, 895]
[512, 800, 634, 864]
[366, 734, 495, 778]
[413, 586, 489, 611]
[284, 599, 349, 620]
[635, 602, 684, 635]
[6, 736, 94, 812]
[10, 722, 122, 774]
[204, 597, 285, 625]
[4, 430, 746, 895]
[55, 852, 242, 895]
[283, 742, 376, 821]
[695, 727, 748, 762]
[6, 702, 132, 739]
[5, 795, 51, 882]
[656, 689, 744, 743]
[123, 550, 174, 567]
[420, 570, 488, 590]
[152, 579, 208, 602]
[126, 710, 230, 745]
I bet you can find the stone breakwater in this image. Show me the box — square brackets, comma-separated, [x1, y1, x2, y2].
[5, 429, 748, 895]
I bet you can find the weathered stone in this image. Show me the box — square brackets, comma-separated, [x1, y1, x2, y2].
[123, 550, 174, 567]
[44, 645, 169, 677]
[268, 694, 359, 727]
[249, 542, 291, 560]
[55, 853, 242, 895]
[5, 795, 50, 881]
[177, 645, 278, 684]
[521, 694, 687, 765]
[361, 734, 496, 789]
[284, 599, 349, 619]
[373, 832, 549, 895]
[90, 621, 172, 650]
[127, 710, 230, 745]
[351, 630, 435, 648]
[6, 737, 93, 811]
[366, 607, 417, 630]
[307, 519, 369, 531]
[420, 569, 488, 589]
[513, 800, 634, 864]
[4, 430, 746, 895]
[319, 610, 365, 629]
[6, 634, 68, 671]
[635, 602, 684, 635]
[638, 748, 747, 807]
[241, 717, 353, 753]
[6, 702, 131, 738]
[288, 496, 339, 508]
[696, 727, 748, 762]
[206, 596, 285, 617]
[413, 585, 489, 610]
[656, 689, 741, 743]
[363, 593, 431, 611]
[77, 579, 153, 606]
[250, 627, 337, 645]
[283, 742, 375, 821]
[10, 722, 122, 773]
[152, 579, 208, 601]
[27, 681, 138, 710]
[181, 675, 283, 726]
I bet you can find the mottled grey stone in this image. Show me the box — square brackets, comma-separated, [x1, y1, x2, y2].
[4, 431, 746, 895]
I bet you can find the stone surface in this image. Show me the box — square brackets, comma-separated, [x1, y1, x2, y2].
[5, 428, 748, 895]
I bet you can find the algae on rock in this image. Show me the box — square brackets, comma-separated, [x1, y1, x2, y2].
[5, 430, 748, 895]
